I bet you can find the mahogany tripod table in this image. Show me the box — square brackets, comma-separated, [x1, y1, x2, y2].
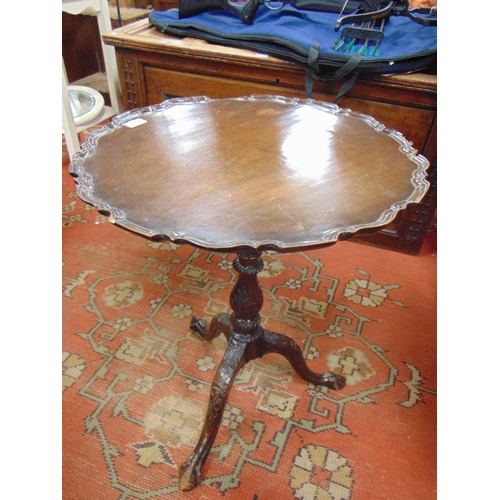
[69, 95, 429, 491]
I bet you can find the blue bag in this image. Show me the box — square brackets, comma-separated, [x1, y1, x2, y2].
[149, 5, 436, 100]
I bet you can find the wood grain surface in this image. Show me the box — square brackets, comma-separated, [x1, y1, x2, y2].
[73, 96, 428, 250]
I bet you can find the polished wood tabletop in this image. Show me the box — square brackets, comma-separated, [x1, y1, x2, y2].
[70, 95, 429, 251]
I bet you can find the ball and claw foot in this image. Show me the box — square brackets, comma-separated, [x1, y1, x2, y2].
[318, 372, 346, 391]
[190, 316, 209, 337]
[190, 314, 232, 342]
[178, 459, 201, 492]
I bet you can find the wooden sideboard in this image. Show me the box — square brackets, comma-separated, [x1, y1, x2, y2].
[103, 18, 437, 255]
[153, 0, 179, 10]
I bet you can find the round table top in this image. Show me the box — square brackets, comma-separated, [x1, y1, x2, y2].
[70, 96, 429, 251]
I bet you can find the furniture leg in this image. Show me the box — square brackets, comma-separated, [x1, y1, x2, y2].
[190, 313, 232, 342]
[178, 335, 248, 491]
[257, 329, 346, 390]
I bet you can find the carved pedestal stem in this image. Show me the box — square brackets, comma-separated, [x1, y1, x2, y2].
[229, 250, 264, 337]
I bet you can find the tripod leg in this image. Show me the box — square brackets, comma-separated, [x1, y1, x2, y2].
[178, 336, 247, 491]
[259, 329, 346, 390]
[190, 313, 232, 342]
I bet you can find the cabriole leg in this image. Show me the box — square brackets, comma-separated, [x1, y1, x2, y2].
[178, 336, 247, 491]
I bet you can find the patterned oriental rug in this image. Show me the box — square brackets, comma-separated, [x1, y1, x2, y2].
[62, 150, 437, 499]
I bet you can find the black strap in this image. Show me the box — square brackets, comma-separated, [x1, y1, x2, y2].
[333, 71, 360, 102]
[305, 43, 320, 98]
[306, 43, 363, 100]
[308, 42, 321, 75]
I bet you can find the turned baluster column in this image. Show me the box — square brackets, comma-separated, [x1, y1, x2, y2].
[229, 249, 264, 340]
